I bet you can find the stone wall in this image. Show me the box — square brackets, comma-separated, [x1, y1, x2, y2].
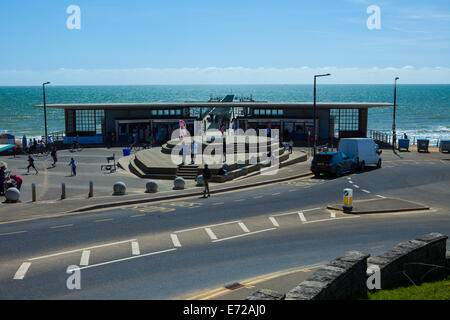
[245, 232, 449, 300]
[284, 251, 370, 300]
[367, 232, 448, 290]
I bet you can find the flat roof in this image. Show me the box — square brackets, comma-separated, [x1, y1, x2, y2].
[34, 102, 393, 110]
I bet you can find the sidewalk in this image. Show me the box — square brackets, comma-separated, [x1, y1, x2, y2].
[0, 153, 313, 224]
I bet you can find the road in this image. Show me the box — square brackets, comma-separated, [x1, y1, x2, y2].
[0, 158, 449, 299]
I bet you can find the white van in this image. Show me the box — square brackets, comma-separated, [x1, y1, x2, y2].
[338, 138, 382, 170]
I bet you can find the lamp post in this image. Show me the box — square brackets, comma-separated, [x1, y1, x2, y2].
[392, 77, 399, 151]
[313, 73, 331, 156]
[42, 82, 51, 144]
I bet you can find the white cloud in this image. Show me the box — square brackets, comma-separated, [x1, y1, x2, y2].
[1, 66, 450, 85]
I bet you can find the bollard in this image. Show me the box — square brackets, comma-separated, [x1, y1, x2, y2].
[88, 180, 93, 198]
[31, 183, 36, 202]
[61, 182, 66, 200]
[343, 188, 353, 212]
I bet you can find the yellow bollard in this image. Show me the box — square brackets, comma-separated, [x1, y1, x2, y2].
[343, 188, 353, 212]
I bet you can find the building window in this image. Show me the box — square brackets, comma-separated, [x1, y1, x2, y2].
[175, 109, 181, 115]
[75, 109, 104, 134]
[278, 109, 284, 116]
[152, 110, 157, 116]
[253, 109, 260, 115]
[330, 109, 359, 132]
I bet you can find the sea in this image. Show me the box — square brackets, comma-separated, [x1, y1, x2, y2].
[0, 85, 449, 144]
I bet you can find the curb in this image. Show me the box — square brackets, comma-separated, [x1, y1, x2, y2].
[69, 171, 314, 213]
[326, 205, 430, 215]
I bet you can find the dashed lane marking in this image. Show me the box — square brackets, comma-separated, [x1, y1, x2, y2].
[131, 241, 140, 256]
[212, 202, 225, 206]
[234, 199, 246, 202]
[238, 222, 250, 233]
[253, 196, 264, 199]
[13, 262, 31, 280]
[303, 216, 360, 224]
[80, 250, 90, 266]
[376, 195, 386, 199]
[298, 211, 307, 222]
[205, 228, 218, 240]
[272, 192, 281, 196]
[269, 217, 280, 227]
[50, 224, 73, 229]
[362, 189, 371, 194]
[130, 214, 146, 218]
[175, 221, 241, 234]
[170, 234, 181, 247]
[0, 230, 27, 236]
[353, 185, 360, 188]
[94, 218, 113, 223]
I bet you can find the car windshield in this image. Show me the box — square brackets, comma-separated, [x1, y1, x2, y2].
[315, 154, 333, 161]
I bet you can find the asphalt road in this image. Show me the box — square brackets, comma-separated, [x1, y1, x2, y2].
[0, 158, 449, 299]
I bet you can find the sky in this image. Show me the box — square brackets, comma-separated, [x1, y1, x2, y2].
[0, 0, 449, 85]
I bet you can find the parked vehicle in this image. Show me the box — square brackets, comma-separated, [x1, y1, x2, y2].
[311, 151, 357, 177]
[338, 138, 382, 170]
[439, 140, 450, 153]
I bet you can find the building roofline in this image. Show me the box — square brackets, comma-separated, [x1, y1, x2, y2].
[34, 101, 393, 110]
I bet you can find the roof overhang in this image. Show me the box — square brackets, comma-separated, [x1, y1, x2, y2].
[34, 102, 393, 110]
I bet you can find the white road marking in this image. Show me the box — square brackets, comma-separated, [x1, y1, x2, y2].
[273, 207, 322, 217]
[269, 217, 280, 227]
[205, 228, 218, 240]
[170, 234, 181, 247]
[353, 185, 360, 188]
[80, 250, 90, 266]
[238, 222, 250, 233]
[14, 262, 31, 280]
[349, 181, 353, 184]
[330, 211, 336, 218]
[175, 221, 241, 233]
[298, 211, 307, 222]
[362, 189, 371, 194]
[29, 239, 137, 261]
[131, 241, 140, 256]
[303, 216, 360, 224]
[212, 228, 276, 243]
[272, 192, 281, 196]
[79, 248, 177, 271]
[376, 195, 386, 199]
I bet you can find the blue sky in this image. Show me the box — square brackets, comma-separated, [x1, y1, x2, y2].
[1, 0, 449, 84]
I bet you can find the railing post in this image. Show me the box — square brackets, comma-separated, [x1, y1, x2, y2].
[89, 180, 93, 198]
[61, 182, 66, 200]
[31, 183, 36, 202]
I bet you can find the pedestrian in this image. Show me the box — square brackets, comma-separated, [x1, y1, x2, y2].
[48, 136, 54, 149]
[22, 135, 27, 152]
[289, 139, 294, 154]
[404, 133, 408, 139]
[0, 165, 6, 196]
[27, 155, 38, 175]
[10, 174, 23, 191]
[69, 158, 77, 176]
[51, 146, 58, 167]
[202, 164, 211, 198]
[190, 140, 198, 164]
[181, 142, 186, 165]
[32, 138, 37, 153]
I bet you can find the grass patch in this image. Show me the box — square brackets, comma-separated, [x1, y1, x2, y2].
[364, 275, 450, 300]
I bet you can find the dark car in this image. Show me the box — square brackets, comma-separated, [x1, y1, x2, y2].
[311, 152, 357, 177]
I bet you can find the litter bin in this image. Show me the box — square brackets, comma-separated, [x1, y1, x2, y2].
[398, 139, 410, 151]
[122, 148, 131, 156]
[417, 139, 429, 153]
[439, 140, 450, 153]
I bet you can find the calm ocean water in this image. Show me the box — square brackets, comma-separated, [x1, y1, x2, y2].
[0, 85, 449, 142]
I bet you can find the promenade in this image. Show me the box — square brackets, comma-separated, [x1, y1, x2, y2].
[0, 146, 311, 223]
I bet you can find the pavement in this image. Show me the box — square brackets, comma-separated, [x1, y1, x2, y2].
[0, 147, 312, 224]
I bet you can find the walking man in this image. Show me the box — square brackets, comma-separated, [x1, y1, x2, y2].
[51, 146, 58, 167]
[27, 155, 38, 175]
[202, 164, 211, 198]
[69, 158, 77, 176]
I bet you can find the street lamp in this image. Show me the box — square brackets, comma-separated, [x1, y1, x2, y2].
[42, 82, 51, 144]
[392, 77, 399, 151]
[313, 73, 331, 156]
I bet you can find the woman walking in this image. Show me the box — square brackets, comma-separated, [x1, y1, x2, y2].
[51, 146, 58, 167]
[69, 158, 77, 176]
